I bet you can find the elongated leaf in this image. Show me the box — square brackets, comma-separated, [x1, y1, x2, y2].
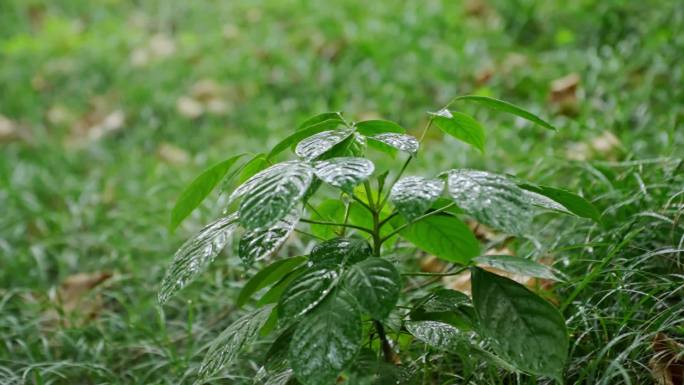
[313, 157, 374, 193]
[198, 305, 274, 380]
[296, 112, 344, 131]
[170, 154, 245, 231]
[295, 128, 355, 161]
[289, 290, 362, 385]
[519, 183, 601, 222]
[453, 95, 556, 131]
[390, 176, 444, 221]
[257, 267, 306, 306]
[238, 206, 301, 265]
[267, 122, 345, 160]
[355, 120, 405, 136]
[400, 215, 479, 264]
[344, 258, 401, 319]
[231, 161, 313, 229]
[237, 256, 307, 307]
[309, 237, 372, 266]
[368, 133, 419, 154]
[471, 267, 568, 381]
[278, 264, 340, 324]
[430, 110, 485, 153]
[446, 169, 533, 235]
[474, 255, 564, 281]
[238, 153, 269, 184]
[159, 213, 239, 304]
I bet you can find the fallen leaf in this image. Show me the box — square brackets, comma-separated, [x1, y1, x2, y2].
[176, 96, 204, 119]
[549, 73, 581, 116]
[157, 142, 190, 165]
[0, 115, 19, 142]
[650, 333, 684, 385]
[45, 271, 113, 327]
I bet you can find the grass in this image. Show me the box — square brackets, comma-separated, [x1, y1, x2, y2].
[0, 0, 682, 384]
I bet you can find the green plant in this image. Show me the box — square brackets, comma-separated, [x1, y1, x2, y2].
[159, 96, 600, 385]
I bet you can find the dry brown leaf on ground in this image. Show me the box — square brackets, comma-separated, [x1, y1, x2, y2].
[44, 271, 113, 327]
[549, 73, 581, 116]
[0, 114, 20, 142]
[157, 142, 190, 165]
[565, 131, 622, 161]
[650, 333, 684, 385]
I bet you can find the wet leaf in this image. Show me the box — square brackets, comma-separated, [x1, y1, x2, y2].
[257, 267, 307, 306]
[453, 95, 556, 131]
[198, 305, 274, 380]
[406, 320, 465, 351]
[295, 128, 355, 160]
[390, 176, 444, 221]
[267, 123, 345, 160]
[159, 213, 239, 304]
[238, 207, 301, 265]
[277, 265, 340, 325]
[237, 256, 307, 308]
[231, 161, 313, 229]
[419, 289, 471, 313]
[474, 255, 565, 281]
[430, 109, 485, 153]
[309, 237, 372, 266]
[344, 257, 401, 319]
[368, 133, 419, 154]
[313, 157, 374, 193]
[170, 154, 245, 231]
[400, 215, 480, 264]
[355, 119, 405, 136]
[446, 169, 533, 235]
[471, 267, 568, 381]
[289, 290, 362, 385]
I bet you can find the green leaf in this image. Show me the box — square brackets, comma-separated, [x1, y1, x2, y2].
[159, 213, 239, 304]
[309, 237, 372, 266]
[354, 119, 405, 136]
[471, 267, 568, 381]
[294, 128, 355, 161]
[257, 267, 306, 306]
[231, 161, 313, 229]
[400, 215, 479, 264]
[430, 197, 464, 215]
[446, 169, 533, 235]
[289, 290, 362, 385]
[238, 153, 269, 184]
[474, 255, 565, 281]
[170, 154, 245, 231]
[419, 289, 471, 313]
[238, 206, 301, 265]
[390, 176, 445, 221]
[453, 95, 556, 131]
[267, 122, 344, 160]
[344, 257, 401, 319]
[368, 133, 419, 154]
[277, 264, 340, 324]
[406, 320, 467, 352]
[312, 157, 374, 193]
[296, 112, 344, 131]
[198, 305, 274, 380]
[237, 256, 307, 307]
[430, 110, 485, 153]
[309, 199, 346, 239]
[366, 137, 399, 157]
[519, 183, 601, 223]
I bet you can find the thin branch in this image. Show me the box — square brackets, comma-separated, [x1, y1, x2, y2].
[299, 218, 374, 235]
[378, 202, 456, 245]
[378, 211, 400, 228]
[401, 267, 469, 277]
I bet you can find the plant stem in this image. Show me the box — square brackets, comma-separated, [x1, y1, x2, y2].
[299, 218, 374, 235]
[374, 320, 401, 364]
[401, 267, 469, 276]
[378, 202, 456, 245]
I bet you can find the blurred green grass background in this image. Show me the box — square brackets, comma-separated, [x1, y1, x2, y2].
[0, 0, 682, 384]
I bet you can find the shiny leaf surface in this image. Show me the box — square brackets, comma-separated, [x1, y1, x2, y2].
[313, 157, 375, 193]
[390, 176, 445, 221]
[344, 257, 401, 319]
